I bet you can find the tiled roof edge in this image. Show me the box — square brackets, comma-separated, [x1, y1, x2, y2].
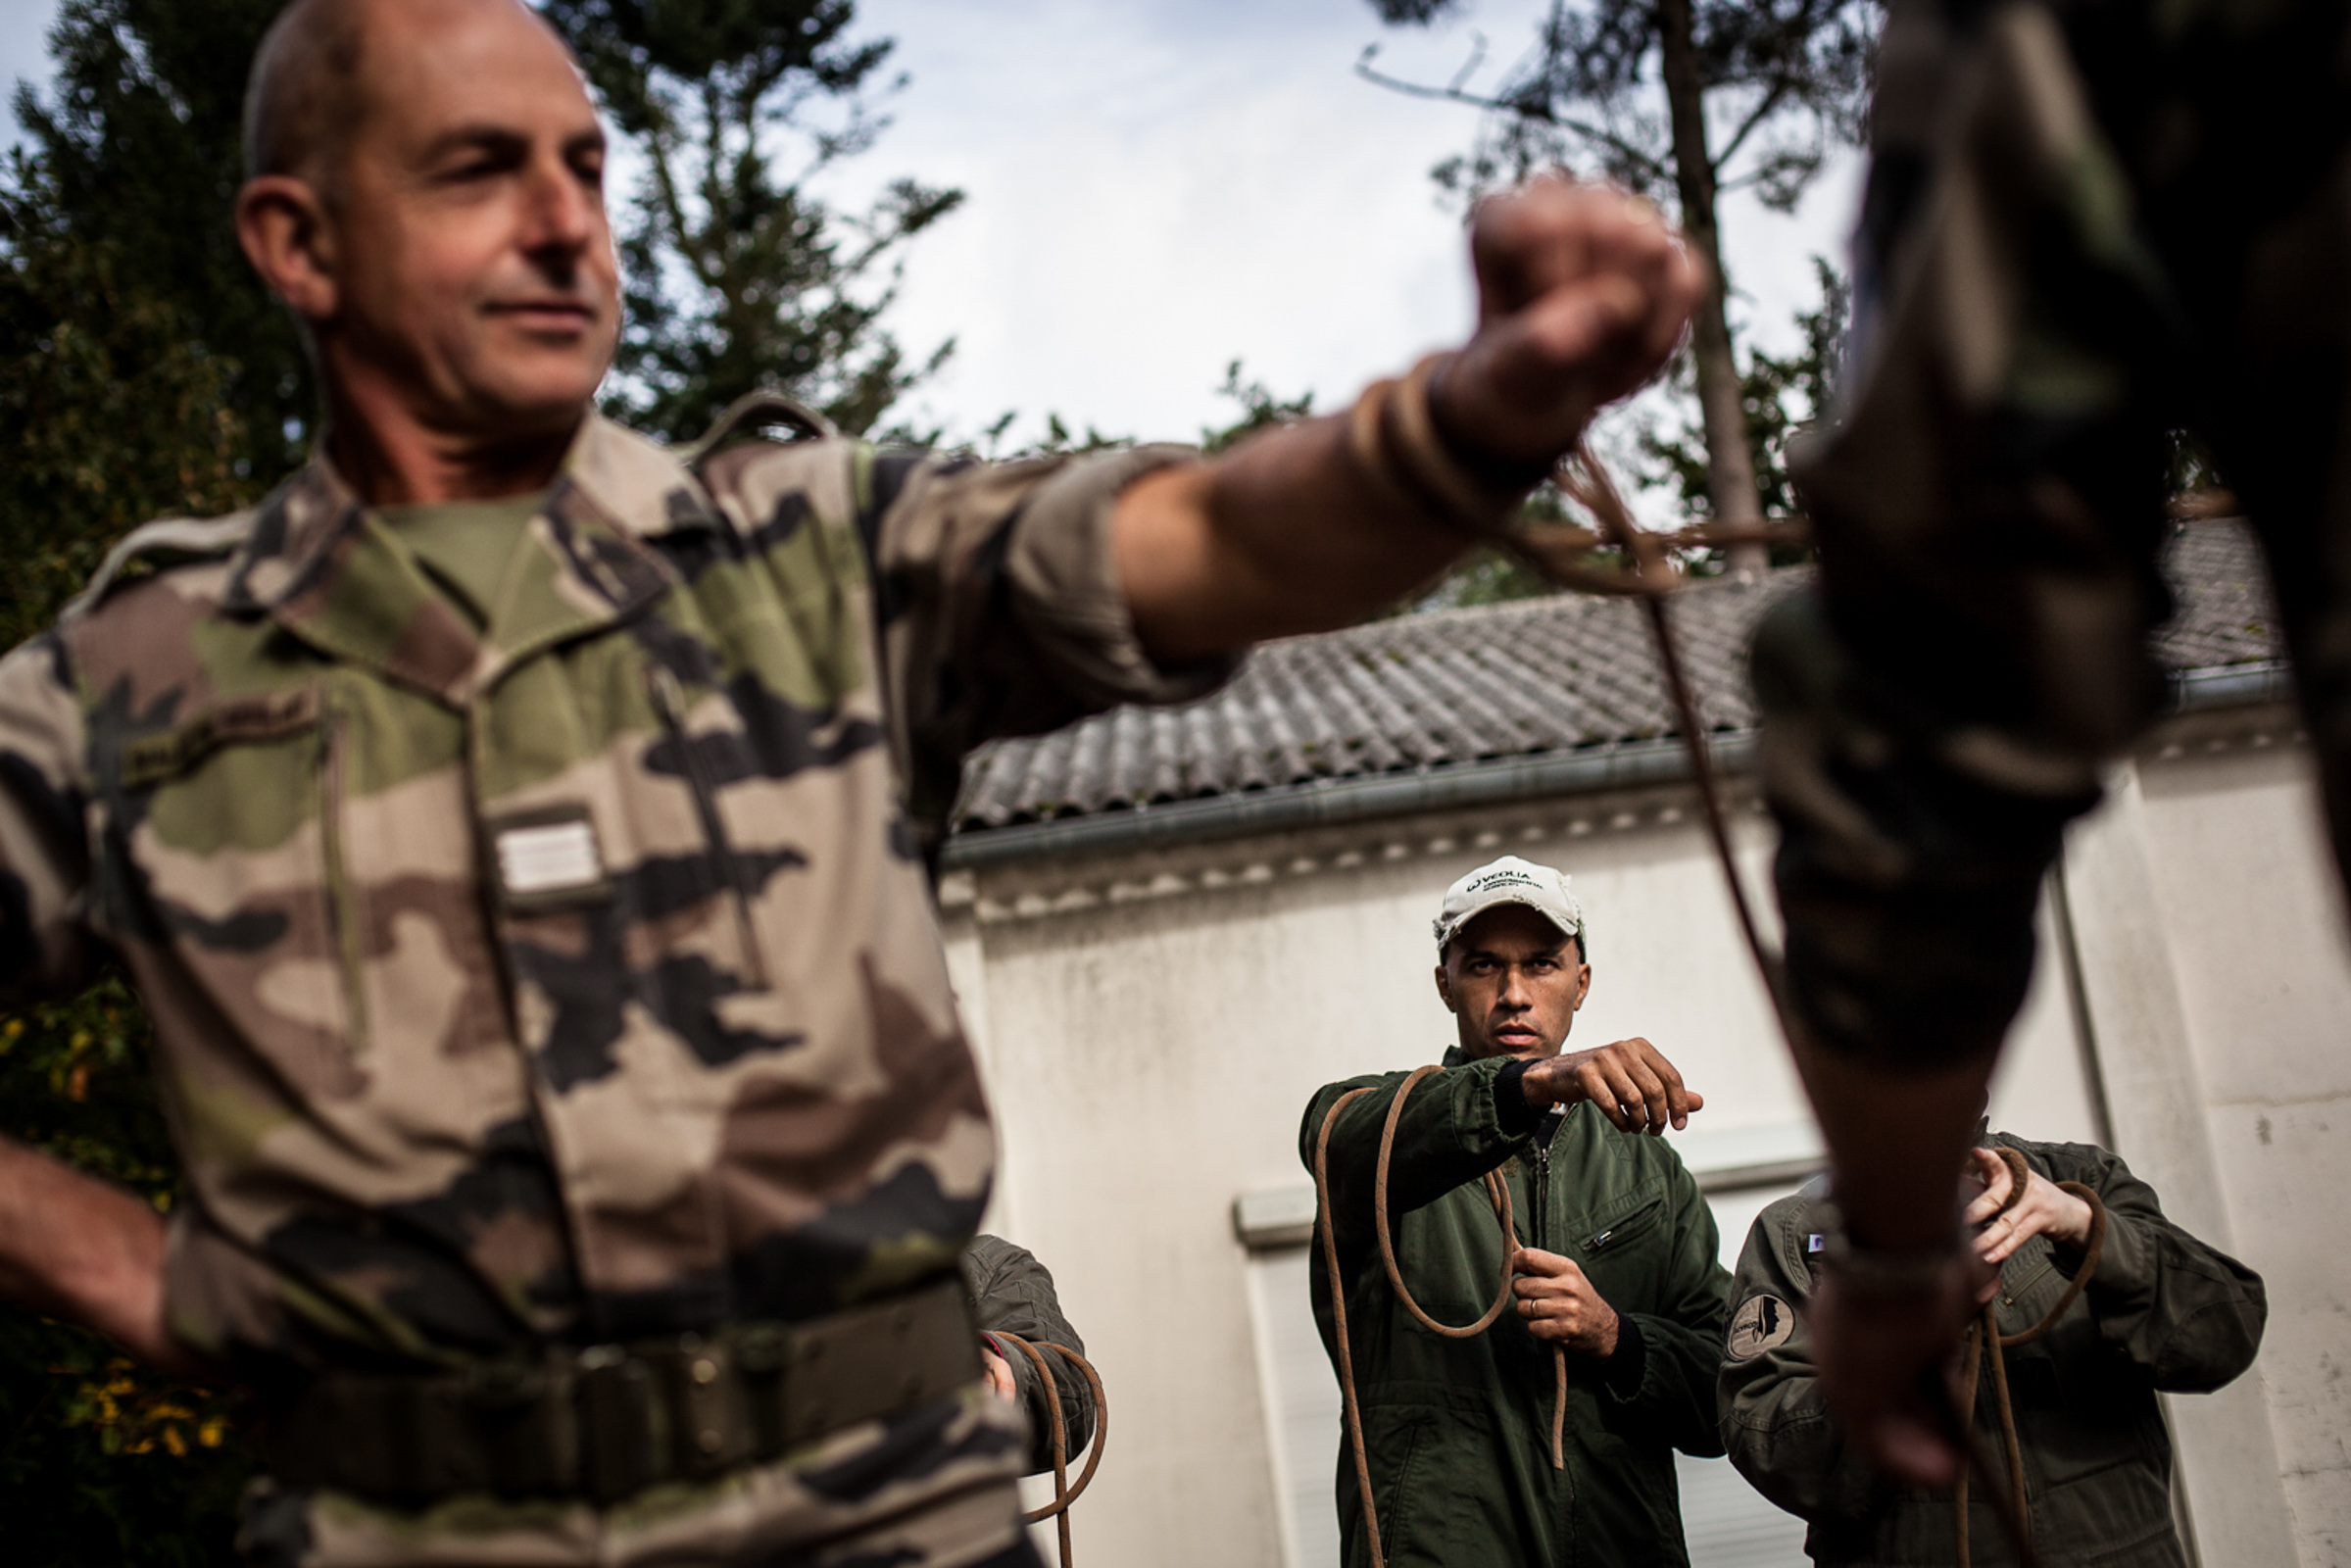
[940, 659, 2295, 872]
[942, 731, 1739, 871]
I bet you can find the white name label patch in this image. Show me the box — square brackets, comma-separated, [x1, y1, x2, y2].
[497, 816, 606, 901]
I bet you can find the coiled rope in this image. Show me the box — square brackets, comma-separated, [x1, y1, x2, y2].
[989, 1332, 1108, 1568]
[1311, 1063, 1568, 1568]
[1349, 352, 2137, 1564]
[1346, 353, 2184, 1558]
[1950, 1146, 2110, 1568]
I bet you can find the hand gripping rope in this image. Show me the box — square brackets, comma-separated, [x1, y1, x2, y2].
[988, 1333, 1108, 1568]
[1949, 1147, 2110, 1568]
[1311, 1064, 1569, 1568]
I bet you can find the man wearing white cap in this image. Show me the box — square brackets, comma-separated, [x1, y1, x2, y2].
[1299, 856, 1734, 1568]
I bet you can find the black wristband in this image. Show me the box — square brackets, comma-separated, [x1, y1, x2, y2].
[1494, 1058, 1543, 1136]
[1601, 1314, 1646, 1397]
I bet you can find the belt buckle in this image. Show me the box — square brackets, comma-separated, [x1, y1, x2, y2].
[735, 1322, 790, 1460]
[651, 1333, 751, 1481]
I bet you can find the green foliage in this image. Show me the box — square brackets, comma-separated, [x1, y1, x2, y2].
[1364, 0, 1878, 534]
[9, 0, 315, 491]
[1407, 487, 1571, 613]
[1364, 0, 1878, 212]
[975, 359, 1311, 461]
[0, 979, 256, 1568]
[0, 196, 256, 646]
[1200, 360, 1313, 454]
[1640, 255, 1847, 529]
[0, 3, 296, 1557]
[1003, 412, 1133, 459]
[543, 0, 962, 441]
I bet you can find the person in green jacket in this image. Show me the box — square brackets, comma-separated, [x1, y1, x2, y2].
[1300, 856, 1734, 1568]
[965, 1234, 1097, 1478]
[1719, 1130, 2267, 1566]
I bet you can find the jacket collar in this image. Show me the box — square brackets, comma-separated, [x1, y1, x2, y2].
[220, 414, 723, 706]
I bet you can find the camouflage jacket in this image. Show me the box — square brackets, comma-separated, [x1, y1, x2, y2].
[0, 413, 1223, 1378]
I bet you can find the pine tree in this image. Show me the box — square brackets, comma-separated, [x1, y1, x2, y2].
[541, 0, 962, 441]
[1364, 0, 1877, 568]
[0, 6, 290, 1553]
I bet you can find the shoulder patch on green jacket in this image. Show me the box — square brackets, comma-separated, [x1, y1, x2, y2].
[64, 511, 257, 620]
[1727, 1292, 1795, 1360]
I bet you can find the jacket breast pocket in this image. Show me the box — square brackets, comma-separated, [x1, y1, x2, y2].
[120, 683, 368, 1096]
[1569, 1183, 1671, 1303]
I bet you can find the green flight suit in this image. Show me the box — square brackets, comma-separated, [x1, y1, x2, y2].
[1300, 1049, 1732, 1568]
[1719, 1134, 2267, 1566]
[962, 1234, 1094, 1477]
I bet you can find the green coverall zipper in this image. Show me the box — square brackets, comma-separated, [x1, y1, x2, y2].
[1532, 1132, 1550, 1250]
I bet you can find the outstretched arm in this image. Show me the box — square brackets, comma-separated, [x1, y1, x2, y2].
[1790, 1042, 1994, 1488]
[0, 1135, 200, 1374]
[1114, 177, 1700, 662]
[1302, 1060, 1534, 1254]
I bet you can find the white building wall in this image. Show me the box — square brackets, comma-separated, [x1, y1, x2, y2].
[2093, 721, 2351, 1566]
[945, 772, 2115, 1568]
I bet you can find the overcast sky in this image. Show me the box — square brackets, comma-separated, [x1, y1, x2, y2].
[2, 0, 1860, 461]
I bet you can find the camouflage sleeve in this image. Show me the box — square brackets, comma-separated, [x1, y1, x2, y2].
[1718, 1195, 1877, 1524]
[0, 632, 95, 1005]
[859, 444, 1239, 844]
[702, 438, 1239, 852]
[962, 1234, 1096, 1474]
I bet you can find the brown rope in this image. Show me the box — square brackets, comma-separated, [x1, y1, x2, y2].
[991, 1332, 1108, 1568]
[1312, 1066, 1571, 1568]
[1949, 1146, 2110, 1568]
[1345, 388, 2150, 1556]
[1436, 432, 2075, 1566]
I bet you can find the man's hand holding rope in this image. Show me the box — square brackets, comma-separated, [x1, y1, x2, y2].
[1965, 1147, 2096, 1273]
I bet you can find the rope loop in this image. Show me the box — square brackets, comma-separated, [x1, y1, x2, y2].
[992, 1331, 1107, 1568]
[1313, 1066, 1574, 1568]
[1952, 1149, 2110, 1567]
[1373, 1066, 1519, 1339]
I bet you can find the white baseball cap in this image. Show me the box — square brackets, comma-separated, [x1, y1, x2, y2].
[1433, 855, 1588, 955]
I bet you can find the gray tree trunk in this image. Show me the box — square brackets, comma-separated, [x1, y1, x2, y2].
[1657, 0, 1767, 576]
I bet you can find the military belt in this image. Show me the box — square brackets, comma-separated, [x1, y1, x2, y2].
[259, 1277, 980, 1506]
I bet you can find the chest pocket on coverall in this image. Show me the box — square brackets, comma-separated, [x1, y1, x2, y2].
[117, 681, 369, 1092]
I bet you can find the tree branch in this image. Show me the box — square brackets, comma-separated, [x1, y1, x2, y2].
[1356, 46, 1669, 187]
[1711, 77, 1793, 172]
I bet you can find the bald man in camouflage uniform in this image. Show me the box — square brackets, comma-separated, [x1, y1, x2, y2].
[0, 0, 1703, 1564]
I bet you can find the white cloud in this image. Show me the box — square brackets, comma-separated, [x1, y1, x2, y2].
[819, 0, 1859, 459]
[0, 0, 1864, 476]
